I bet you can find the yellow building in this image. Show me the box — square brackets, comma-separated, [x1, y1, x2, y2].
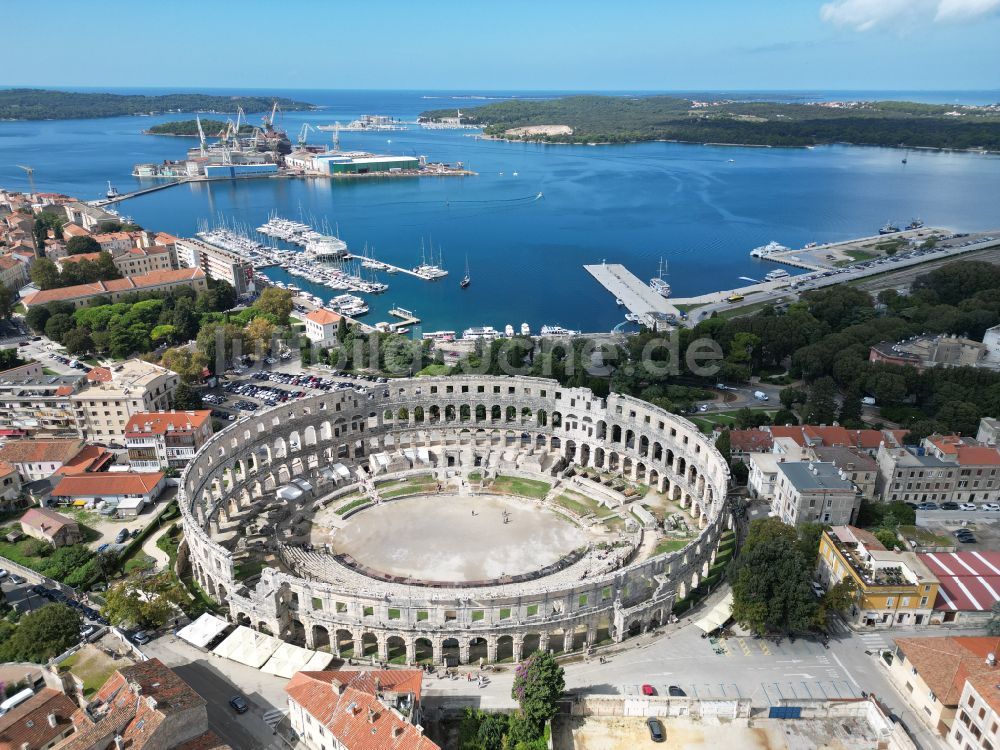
[817, 525, 939, 629]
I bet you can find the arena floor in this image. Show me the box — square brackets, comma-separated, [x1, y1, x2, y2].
[328, 492, 590, 582]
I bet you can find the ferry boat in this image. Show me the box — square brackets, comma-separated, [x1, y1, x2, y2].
[422, 331, 456, 342]
[750, 241, 790, 258]
[539, 325, 581, 337]
[462, 326, 500, 341]
[649, 258, 671, 298]
[879, 222, 901, 235]
[764, 269, 790, 282]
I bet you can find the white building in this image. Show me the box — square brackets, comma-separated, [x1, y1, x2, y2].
[303, 308, 342, 348]
[71, 360, 179, 443]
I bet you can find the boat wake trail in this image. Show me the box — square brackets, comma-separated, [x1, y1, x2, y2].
[362, 193, 542, 209]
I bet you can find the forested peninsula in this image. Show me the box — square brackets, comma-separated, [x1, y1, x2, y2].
[144, 120, 256, 136]
[420, 95, 1000, 150]
[0, 89, 314, 120]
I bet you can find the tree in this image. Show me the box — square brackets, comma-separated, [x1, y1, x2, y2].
[772, 408, 799, 426]
[62, 328, 94, 356]
[33, 211, 66, 251]
[337, 316, 348, 343]
[173, 381, 204, 410]
[823, 577, 859, 617]
[30, 258, 61, 290]
[803, 376, 837, 425]
[729, 518, 819, 635]
[779, 386, 808, 410]
[65, 236, 102, 255]
[0, 604, 81, 663]
[101, 571, 186, 628]
[988, 601, 1000, 637]
[161, 347, 208, 383]
[150, 324, 177, 345]
[254, 288, 293, 325]
[44, 313, 74, 342]
[511, 650, 565, 737]
[172, 297, 199, 341]
[244, 317, 276, 357]
[0, 286, 14, 320]
[197, 278, 237, 313]
[715, 429, 731, 464]
[25, 305, 52, 333]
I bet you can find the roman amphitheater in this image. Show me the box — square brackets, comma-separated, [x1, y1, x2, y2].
[179, 375, 733, 666]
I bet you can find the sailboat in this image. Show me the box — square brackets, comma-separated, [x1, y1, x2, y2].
[460, 256, 471, 289]
[902, 150, 909, 165]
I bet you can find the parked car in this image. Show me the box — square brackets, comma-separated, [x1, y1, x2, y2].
[958, 534, 978, 544]
[115, 529, 130, 544]
[229, 695, 249, 714]
[668, 685, 686, 697]
[940, 502, 960, 511]
[0, 569, 8, 581]
[80, 624, 97, 640]
[8, 574, 26, 585]
[917, 502, 939, 511]
[960, 503, 978, 511]
[981, 503, 1000, 512]
[646, 717, 666, 743]
[641, 684, 656, 696]
[132, 631, 151, 645]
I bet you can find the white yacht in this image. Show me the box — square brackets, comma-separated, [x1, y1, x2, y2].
[649, 258, 671, 298]
[505, 324, 514, 337]
[462, 326, 500, 341]
[539, 325, 581, 337]
[750, 241, 790, 258]
[520, 322, 531, 336]
[764, 269, 790, 282]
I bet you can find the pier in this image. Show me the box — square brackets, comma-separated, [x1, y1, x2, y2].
[584, 262, 680, 325]
[343, 255, 445, 282]
[388, 306, 421, 327]
[92, 178, 192, 206]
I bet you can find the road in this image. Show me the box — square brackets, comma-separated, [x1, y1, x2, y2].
[144, 635, 297, 750]
[687, 231, 1000, 324]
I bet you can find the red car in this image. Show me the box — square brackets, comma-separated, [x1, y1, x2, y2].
[641, 684, 656, 696]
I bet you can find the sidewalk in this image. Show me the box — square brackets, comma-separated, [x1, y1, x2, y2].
[142, 523, 173, 572]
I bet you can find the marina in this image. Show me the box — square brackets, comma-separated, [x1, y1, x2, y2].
[584, 262, 681, 327]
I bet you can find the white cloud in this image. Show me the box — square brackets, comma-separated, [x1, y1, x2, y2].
[820, 0, 1000, 29]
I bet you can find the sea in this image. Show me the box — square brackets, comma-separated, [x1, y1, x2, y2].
[1, 88, 999, 334]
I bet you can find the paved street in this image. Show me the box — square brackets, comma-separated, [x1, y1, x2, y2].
[144, 636, 295, 750]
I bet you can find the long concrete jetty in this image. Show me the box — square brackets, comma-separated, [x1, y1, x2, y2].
[584, 263, 680, 325]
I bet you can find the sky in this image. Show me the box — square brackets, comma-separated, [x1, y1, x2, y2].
[2, 0, 999, 91]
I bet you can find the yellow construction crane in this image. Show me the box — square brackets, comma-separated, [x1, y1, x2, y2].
[16, 164, 35, 194]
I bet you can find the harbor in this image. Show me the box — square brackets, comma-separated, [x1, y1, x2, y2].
[584, 262, 680, 328]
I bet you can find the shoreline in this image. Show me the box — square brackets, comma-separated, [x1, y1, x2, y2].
[478, 132, 999, 155]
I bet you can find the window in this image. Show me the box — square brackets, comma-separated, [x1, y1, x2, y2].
[363, 606, 374, 617]
[526, 604, 539, 617]
[499, 608, 511, 620]
[388, 608, 401, 620]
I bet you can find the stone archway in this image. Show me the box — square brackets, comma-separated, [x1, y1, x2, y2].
[387, 636, 407, 664]
[312, 625, 331, 652]
[497, 635, 514, 662]
[336, 629, 354, 658]
[522, 633, 541, 659]
[415, 637, 434, 664]
[442, 637, 460, 665]
[469, 637, 488, 664]
[361, 632, 378, 658]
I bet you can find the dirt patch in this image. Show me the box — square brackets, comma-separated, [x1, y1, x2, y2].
[552, 715, 778, 750]
[504, 124, 573, 137]
[60, 644, 134, 695]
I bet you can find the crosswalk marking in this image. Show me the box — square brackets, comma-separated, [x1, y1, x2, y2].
[737, 638, 752, 656]
[759, 640, 771, 656]
[262, 709, 287, 729]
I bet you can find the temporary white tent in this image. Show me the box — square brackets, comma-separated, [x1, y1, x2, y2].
[213, 626, 282, 668]
[176, 613, 229, 649]
[693, 591, 734, 634]
[261, 642, 333, 679]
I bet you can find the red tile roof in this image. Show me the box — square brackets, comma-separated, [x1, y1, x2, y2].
[55, 444, 114, 475]
[0, 688, 77, 750]
[728, 429, 773, 454]
[0, 254, 25, 271]
[86, 367, 113, 383]
[22, 268, 206, 307]
[767, 425, 901, 451]
[920, 551, 1000, 611]
[305, 308, 342, 325]
[52, 472, 164, 498]
[125, 410, 211, 437]
[894, 636, 1000, 706]
[285, 670, 438, 750]
[0, 439, 84, 465]
[20, 507, 78, 535]
[58, 252, 103, 265]
[957, 446, 1000, 466]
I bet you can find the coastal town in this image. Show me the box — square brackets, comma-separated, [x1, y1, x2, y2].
[1, 0, 1000, 746]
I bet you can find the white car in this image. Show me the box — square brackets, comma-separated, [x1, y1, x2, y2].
[981, 503, 1000, 511]
[960, 503, 978, 511]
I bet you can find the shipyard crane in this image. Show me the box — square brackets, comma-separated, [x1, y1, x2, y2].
[195, 115, 207, 157]
[234, 106, 245, 135]
[16, 165, 35, 194]
[297, 123, 315, 148]
[332, 122, 341, 152]
[263, 100, 281, 132]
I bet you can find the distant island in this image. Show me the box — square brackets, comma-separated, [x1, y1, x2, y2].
[420, 95, 1000, 150]
[0, 89, 315, 121]
[145, 119, 256, 137]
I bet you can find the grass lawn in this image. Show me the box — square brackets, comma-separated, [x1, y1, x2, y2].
[61, 647, 131, 696]
[834, 249, 878, 267]
[688, 408, 778, 433]
[235, 559, 265, 580]
[490, 476, 551, 499]
[602, 517, 625, 531]
[416, 364, 451, 376]
[898, 525, 954, 548]
[714, 298, 787, 321]
[468, 471, 482, 482]
[554, 494, 590, 516]
[654, 538, 690, 555]
[335, 497, 370, 515]
[123, 553, 156, 575]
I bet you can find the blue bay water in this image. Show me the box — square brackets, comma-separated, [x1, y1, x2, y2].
[1, 89, 999, 333]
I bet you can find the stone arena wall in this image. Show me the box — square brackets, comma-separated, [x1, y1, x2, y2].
[179, 375, 732, 665]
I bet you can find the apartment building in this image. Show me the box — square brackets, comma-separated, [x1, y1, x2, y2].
[112, 245, 173, 276]
[125, 410, 213, 470]
[70, 360, 179, 443]
[0, 373, 83, 436]
[772, 461, 860, 526]
[175, 237, 253, 296]
[303, 308, 342, 348]
[876, 436, 1000, 504]
[817, 526, 939, 628]
[22, 268, 207, 309]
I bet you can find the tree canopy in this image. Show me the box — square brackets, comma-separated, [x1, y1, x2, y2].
[729, 518, 819, 635]
[511, 650, 565, 737]
[0, 603, 81, 663]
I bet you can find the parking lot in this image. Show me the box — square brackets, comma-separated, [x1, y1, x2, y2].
[916, 510, 1000, 549]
